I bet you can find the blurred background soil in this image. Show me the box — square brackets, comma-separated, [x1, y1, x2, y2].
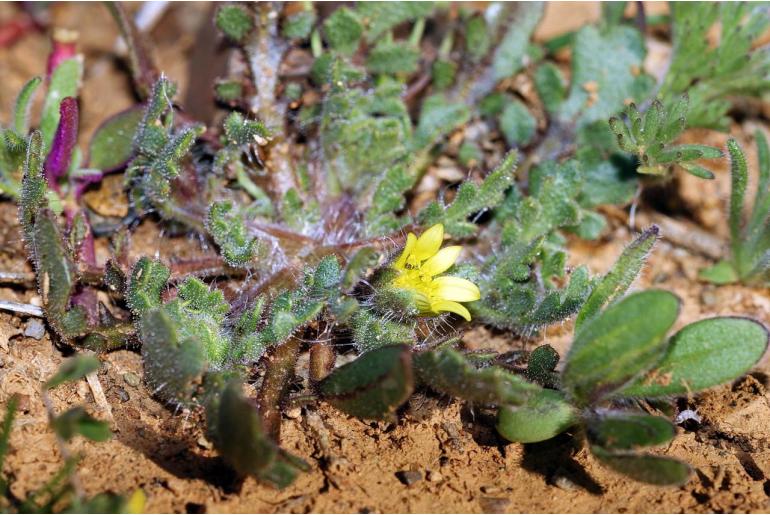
[1, 2, 770, 513]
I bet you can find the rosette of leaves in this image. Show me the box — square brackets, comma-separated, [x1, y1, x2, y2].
[700, 135, 770, 286]
[492, 256, 768, 484]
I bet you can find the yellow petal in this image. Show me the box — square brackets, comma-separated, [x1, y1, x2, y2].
[413, 224, 444, 262]
[395, 232, 417, 269]
[422, 246, 462, 276]
[432, 276, 481, 302]
[126, 489, 147, 514]
[431, 299, 472, 321]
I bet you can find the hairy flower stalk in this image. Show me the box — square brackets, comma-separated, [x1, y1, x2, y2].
[391, 224, 480, 321]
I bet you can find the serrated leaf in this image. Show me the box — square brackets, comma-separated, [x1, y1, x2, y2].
[496, 389, 576, 443]
[563, 290, 680, 405]
[46, 355, 100, 389]
[126, 257, 170, 315]
[618, 317, 768, 398]
[319, 345, 413, 420]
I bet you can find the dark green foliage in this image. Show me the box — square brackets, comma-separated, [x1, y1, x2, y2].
[356, 2, 434, 43]
[282, 5, 316, 40]
[223, 111, 271, 146]
[366, 39, 419, 76]
[499, 100, 536, 147]
[88, 107, 143, 171]
[701, 136, 770, 285]
[414, 347, 539, 406]
[216, 4, 254, 43]
[206, 379, 307, 488]
[609, 97, 722, 178]
[319, 345, 413, 420]
[496, 390, 576, 443]
[126, 257, 170, 315]
[323, 7, 362, 56]
[206, 201, 259, 266]
[590, 447, 691, 486]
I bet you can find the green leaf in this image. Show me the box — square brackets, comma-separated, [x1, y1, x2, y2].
[14, 76, 42, 135]
[492, 2, 543, 80]
[464, 13, 490, 61]
[46, 355, 100, 390]
[534, 62, 566, 114]
[51, 407, 112, 442]
[560, 26, 649, 126]
[418, 151, 517, 237]
[499, 100, 536, 147]
[618, 317, 768, 398]
[0, 396, 18, 486]
[323, 7, 362, 55]
[283, 9, 316, 40]
[414, 94, 471, 150]
[357, 2, 434, 43]
[586, 412, 675, 451]
[414, 347, 540, 406]
[88, 107, 144, 171]
[140, 306, 208, 405]
[563, 290, 680, 405]
[126, 257, 170, 315]
[366, 39, 419, 75]
[216, 4, 254, 43]
[727, 139, 748, 258]
[591, 446, 691, 485]
[319, 345, 414, 420]
[41, 57, 83, 149]
[207, 201, 259, 267]
[576, 226, 659, 330]
[496, 389, 576, 443]
[207, 379, 307, 488]
[365, 164, 416, 236]
[698, 260, 739, 285]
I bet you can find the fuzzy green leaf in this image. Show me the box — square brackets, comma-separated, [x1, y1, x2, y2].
[323, 7, 362, 55]
[126, 257, 170, 315]
[357, 2, 434, 43]
[41, 57, 83, 149]
[492, 2, 543, 80]
[496, 389, 576, 443]
[216, 4, 254, 43]
[586, 412, 675, 451]
[414, 347, 540, 406]
[14, 76, 42, 135]
[563, 290, 680, 405]
[319, 345, 414, 420]
[499, 100, 536, 147]
[618, 317, 768, 398]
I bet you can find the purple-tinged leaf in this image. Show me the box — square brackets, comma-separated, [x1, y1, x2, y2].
[46, 28, 78, 79]
[43, 96, 79, 189]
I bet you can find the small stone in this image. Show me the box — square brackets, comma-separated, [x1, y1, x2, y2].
[15, 394, 31, 414]
[550, 469, 578, 491]
[479, 496, 510, 513]
[123, 372, 141, 387]
[426, 470, 443, 482]
[285, 407, 302, 419]
[395, 470, 422, 486]
[23, 319, 45, 340]
[29, 296, 42, 307]
[115, 387, 130, 403]
[700, 290, 718, 307]
[197, 436, 214, 450]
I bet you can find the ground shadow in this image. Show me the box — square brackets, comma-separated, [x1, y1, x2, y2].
[521, 433, 604, 495]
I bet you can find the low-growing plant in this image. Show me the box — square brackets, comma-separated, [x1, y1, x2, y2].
[700, 134, 770, 286]
[2, 0, 770, 497]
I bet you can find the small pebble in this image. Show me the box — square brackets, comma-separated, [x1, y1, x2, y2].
[479, 496, 510, 513]
[285, 407, 302, 419]
[551, 471, 577, 491]
[115, 387, 130, 403]
[123, 372, 141, 387]
[15, 394, 31, 414]
[700, 290, 718, 307]
[395, 470, 422, 486]
[23, 319, 45, 340]
[426, 470, 443, 482]
[197, 436, 213, 450]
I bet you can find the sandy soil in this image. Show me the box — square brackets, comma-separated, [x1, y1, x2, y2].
[1, 2, 770, 514]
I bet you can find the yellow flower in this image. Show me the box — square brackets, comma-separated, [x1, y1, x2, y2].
[391, 224, 481, 321]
